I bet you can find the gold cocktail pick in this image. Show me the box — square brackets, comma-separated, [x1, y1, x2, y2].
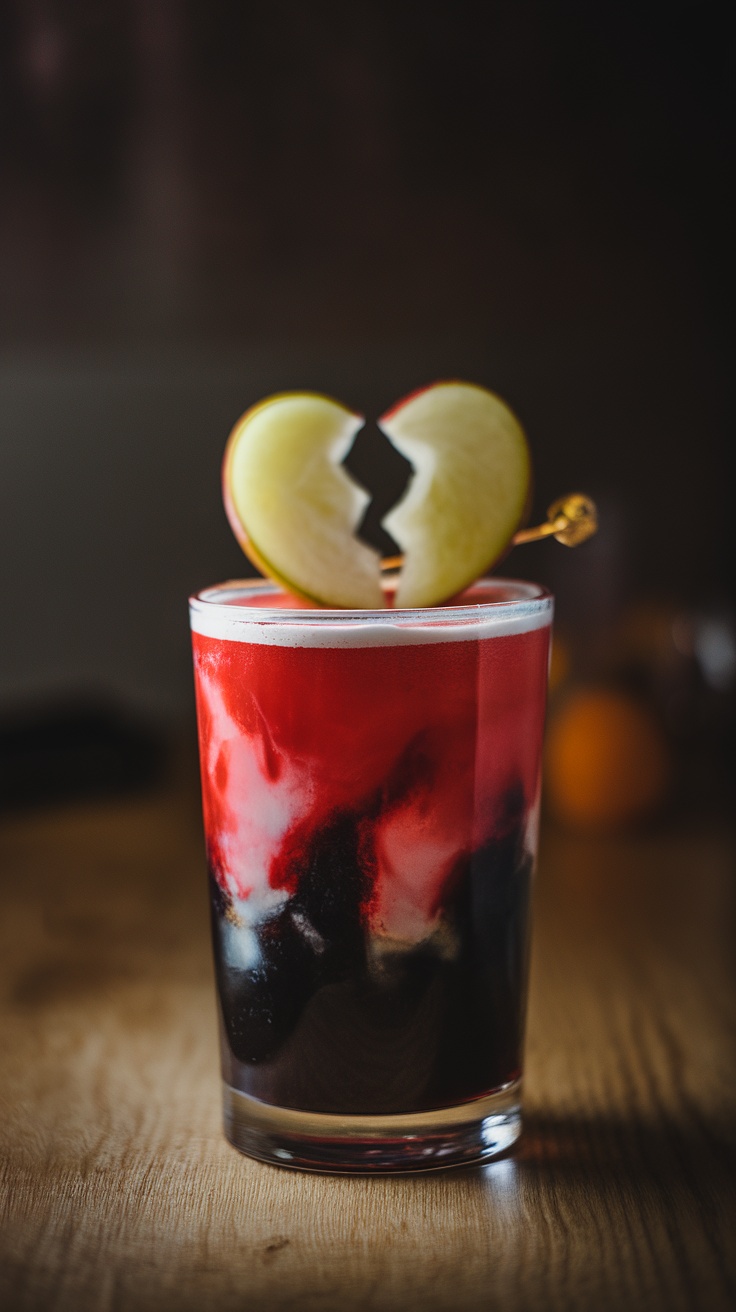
[380, 493, 598, 572]
[512, 493, 598, 547]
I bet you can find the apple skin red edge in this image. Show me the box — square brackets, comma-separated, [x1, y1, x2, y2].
[378, 379, 461, 426]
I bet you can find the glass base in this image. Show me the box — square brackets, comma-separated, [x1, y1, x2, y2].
[222, 1080, 522, 1174]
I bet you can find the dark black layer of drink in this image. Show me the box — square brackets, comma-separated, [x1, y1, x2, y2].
[210, 789, 532, 1115]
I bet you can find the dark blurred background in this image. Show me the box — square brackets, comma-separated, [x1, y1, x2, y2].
[1, 0, 733, 820]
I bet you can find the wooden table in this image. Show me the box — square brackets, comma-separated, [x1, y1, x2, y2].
[2, 757, 735, 1311]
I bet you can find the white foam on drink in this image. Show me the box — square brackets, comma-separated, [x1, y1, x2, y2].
[189, 579, 553, 647]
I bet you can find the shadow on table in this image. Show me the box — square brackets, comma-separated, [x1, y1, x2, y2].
[469, 1111, 736, 1225]
[515, 1111, 736, 1176]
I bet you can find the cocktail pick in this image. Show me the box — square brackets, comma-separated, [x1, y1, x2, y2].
[512, 493, 598, 547]
[381, 492, 598, 573]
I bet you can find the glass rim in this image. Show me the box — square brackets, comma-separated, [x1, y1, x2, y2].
[189, 576, 553, 634]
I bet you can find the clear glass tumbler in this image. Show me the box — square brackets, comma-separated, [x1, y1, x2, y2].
[190, 577, 553, 1172]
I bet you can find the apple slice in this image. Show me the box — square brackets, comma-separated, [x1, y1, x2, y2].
[379, 381, 531, 608]
[223, 392, 384, 609]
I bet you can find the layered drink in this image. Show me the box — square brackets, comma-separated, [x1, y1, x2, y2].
[190, 576, 553, 1169]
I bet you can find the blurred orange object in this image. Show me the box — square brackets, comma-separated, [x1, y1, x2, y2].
[545, 687, 672, 829]
[548, 634, 571, 694]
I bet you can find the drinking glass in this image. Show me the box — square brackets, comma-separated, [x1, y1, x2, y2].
[190, 577, 553, 1172]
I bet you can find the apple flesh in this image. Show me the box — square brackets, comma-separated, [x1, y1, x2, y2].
[379, 382, 531, 608]
[223, 392, 384, 609]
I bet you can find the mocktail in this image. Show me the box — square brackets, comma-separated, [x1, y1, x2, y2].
[190, 576, 552, 1170]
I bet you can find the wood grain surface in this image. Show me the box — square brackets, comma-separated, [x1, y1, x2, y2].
[1, 757, 735, 1312]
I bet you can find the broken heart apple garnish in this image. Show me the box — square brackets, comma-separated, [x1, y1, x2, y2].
[222, 381, 597, 609]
